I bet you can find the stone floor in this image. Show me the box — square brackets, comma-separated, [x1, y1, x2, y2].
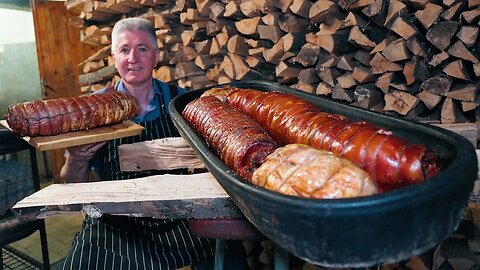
[6, 213, 83, 269]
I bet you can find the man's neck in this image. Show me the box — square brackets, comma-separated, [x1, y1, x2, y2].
[123, 80, 154, 116]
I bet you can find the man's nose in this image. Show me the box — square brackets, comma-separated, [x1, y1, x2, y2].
[128, 49, 138, 61]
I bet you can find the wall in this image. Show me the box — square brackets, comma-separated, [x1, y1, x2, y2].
[0, 8, 41, 118]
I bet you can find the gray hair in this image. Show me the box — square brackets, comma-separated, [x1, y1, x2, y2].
[111, 17, 158, 52]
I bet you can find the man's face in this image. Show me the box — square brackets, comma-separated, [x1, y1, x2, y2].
[111, 30, 158, 86]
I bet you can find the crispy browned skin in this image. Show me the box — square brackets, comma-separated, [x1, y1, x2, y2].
[4, 91, 139, 137]
[225, 87, 440, 191]
[252, 144, 378, 198]
[182, 95, 278, 181]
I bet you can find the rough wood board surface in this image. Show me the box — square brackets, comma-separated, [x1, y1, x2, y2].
[12, 172, 241, 219]
[118, 137, 205, 172]
[0, 120, 144, 151]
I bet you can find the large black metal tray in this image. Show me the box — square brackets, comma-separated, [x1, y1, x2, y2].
[170, 80, 477, 267]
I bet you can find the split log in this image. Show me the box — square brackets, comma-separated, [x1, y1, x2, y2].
[445, 83, 479, 102]
[441, 2, 463, 21]
[420, 75, 453, 96]
[375, 72, 394, 94]
[352, 83, 383, 109]
[309, 0, 339, 24]
[382, 38, 410, 62]
[336, 72, 357, 89]
[257, 25, 284, 43]
[227, 35, 249, 56]
[456, 26, 480, 48]
[390, 16, 419, 40]
[447, 40, 480, 64]
[306, 29, 350, 54]
[263, 39, 285, 64]
[175, 61, 204, 79]
[317, 53, 338, 68]
[235, 16, 262, 36]
[406, 37, 428, 59]
[342, 11, 368, 28]
[414, 3, 443, 29]
[332, 85, 354, 102]
[385, 0, 407, 26]
[277, 13, 312, 33]
[194, 54, 219, 70]
[154, 66, 175, 82]
[79, 65, 117, 86]
[275, 61, 302, 78]
[352, 66, 375, 84]
[292, 81, 317, 93]
[441, 97, 469, 124]
[426, 21, 460, 51]
[443, 60, 471, 81]
[429, 52, 450, 67]
[417, 91, 442, 110]
[297, 68, 320, 84]
[348, 26, 377, 50]
[403, 57, 428, 85]
[289, 0, 312, 19]
[384, 90, 420, 116]
[290, 43, 320, 67]
[317, 66, 341, 87]
[83, 60, 106, 74]
[316, 82, 333, 96]
[208, 1, 225, 21]
[336, 54, 357, 71]
[361, 0, 388, 27]
[281, 32, 305, 52]
[370, 53, 403, 74]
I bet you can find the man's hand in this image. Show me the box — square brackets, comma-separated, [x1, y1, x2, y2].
[66, 141, 107, 160]
[60, 141, 107, 183]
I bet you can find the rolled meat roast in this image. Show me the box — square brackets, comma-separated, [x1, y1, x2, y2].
[252, 144, 377, 198]
[223, 88, 440, 191]
[4, 91, 139, 137]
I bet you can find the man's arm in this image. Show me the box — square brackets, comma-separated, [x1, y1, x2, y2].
[60, 142, 106, 183]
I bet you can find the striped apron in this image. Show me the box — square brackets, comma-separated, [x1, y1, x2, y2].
[61, 84, 216, 270]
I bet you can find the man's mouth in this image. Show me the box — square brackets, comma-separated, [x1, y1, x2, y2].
[128, 67, 142, 71]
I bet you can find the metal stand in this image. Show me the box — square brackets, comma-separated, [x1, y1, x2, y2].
[0, 129, 50, 270]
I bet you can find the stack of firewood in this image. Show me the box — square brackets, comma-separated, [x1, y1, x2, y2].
[66, 0, 479, 124]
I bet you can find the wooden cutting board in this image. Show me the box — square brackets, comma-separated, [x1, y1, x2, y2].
[0, 120, 144, 151]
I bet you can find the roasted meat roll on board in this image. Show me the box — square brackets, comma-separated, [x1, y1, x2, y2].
[252, 144, 378, 198]
[5, 91, 139, 137]
[182, 95, 278, 181]
[222, 88, 440, 191]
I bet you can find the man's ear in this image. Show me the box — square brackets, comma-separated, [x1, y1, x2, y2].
[154, 49, 160, 68]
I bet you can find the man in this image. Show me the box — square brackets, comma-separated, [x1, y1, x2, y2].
[60, 17, 244, 270]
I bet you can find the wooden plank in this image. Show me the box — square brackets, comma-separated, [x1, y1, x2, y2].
[0, 120, 144, 152]
[432, 123, 478, 147]
[12, 172, 240, 220]
[468, 150, 480, 204]
[118, 137, 205, 172]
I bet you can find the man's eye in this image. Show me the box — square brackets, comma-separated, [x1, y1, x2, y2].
[138, 47, 148, 53]
[120, 48, 130, 54]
